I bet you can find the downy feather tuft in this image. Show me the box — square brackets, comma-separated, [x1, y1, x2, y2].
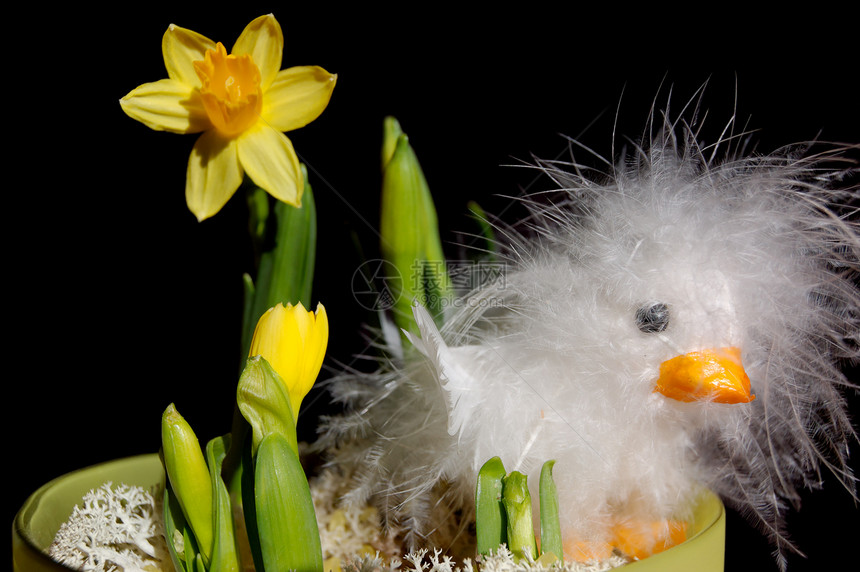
[317, 94, 859, 568]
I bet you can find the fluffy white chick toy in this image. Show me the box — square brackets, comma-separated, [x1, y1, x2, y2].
[319, 103, 859, 568]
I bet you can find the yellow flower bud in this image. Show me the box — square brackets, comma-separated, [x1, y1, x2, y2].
[248, 302, 328, 419]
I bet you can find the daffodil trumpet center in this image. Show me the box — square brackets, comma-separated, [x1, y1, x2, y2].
[194, 42, 263, 136]
[654, 347, 755, 404]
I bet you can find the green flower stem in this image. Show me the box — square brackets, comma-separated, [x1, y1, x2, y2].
[230, 171, 317, 520]
[241, 169, 317, 364]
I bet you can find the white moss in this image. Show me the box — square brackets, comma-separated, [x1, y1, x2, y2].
[49, 482, 169, 572]
[342, 546, 628, 572]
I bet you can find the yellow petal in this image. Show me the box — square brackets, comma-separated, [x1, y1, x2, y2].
[120, 78, 210, 133]
[300, 304, 328, 389]
[262, 66, 337, 133]
[237, 124, 303, 207]
[253, 305, 298, 386]
[232, 14, 283, 91]
[289, 302, 313, 343]
[277, 309, 304, 390]
[162, 24, 216, 88]
[186, 131, 243, 221]
[248, 306, 284, 362]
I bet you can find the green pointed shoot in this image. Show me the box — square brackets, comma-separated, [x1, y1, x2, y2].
[163, 485, 199, 572]
[241, 167, 317, 362]
[381, 116, 403, 170]
[236, 356, 298, 458]
[206, 435, 240, 572]
[380, 117, 452, 336]
[254, 432, 324, 572]
[539, 460, 563, 561]
[476, 456, 508, 556]
[161, 404, 214, 565]
[502, 471, 538, 561]
[467, 201, 498, 263]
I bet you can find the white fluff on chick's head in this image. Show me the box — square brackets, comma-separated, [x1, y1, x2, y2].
[319, 102, 859, 568]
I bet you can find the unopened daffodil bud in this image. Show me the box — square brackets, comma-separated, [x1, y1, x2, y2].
[161, 404, 214, 563]
[380, 117, 451, 334]
[237, 355, 299, 456]
[381, 116, 403, 170]
[248, 302, 328, 419]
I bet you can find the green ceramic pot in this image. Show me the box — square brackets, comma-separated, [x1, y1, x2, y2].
[618, 489, 725, 571]
[12, 454, 165, 572]
[12, 455, 725, 571]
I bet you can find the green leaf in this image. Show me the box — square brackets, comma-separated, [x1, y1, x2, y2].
[467, 201, 497, 263]
[241, 173, 317, 362]
[236, 356, 298, 458]
[265, 167, 317, 311]
[240, 273, 257, 371]
[163, 485, 195, 572]
[254, 433, 323, 572]
[476, 456, 508, 556]
[502, 471, 538, 561]
[240, 439, 265, 572]
[206, 435, 240, 572]
[539, 460, 563, 561]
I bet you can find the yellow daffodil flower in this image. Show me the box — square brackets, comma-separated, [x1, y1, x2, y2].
[120, 14, 336, 221]
[248, 302, 328, 418]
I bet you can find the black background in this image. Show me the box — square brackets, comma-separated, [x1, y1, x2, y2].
[8, 4, 858, 571]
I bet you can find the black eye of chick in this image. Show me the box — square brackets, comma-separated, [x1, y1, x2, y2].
[635, 302, 670, 333]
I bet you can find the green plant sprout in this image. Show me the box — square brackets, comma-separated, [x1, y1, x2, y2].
[476, 457, 562, 564]
[380, 116, 452, 337]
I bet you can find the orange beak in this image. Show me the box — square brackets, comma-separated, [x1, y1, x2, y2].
[655, 347, 755, 404]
